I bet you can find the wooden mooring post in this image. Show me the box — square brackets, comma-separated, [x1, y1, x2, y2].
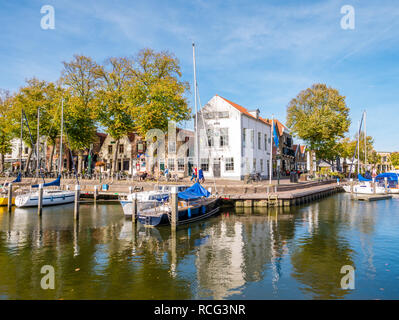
[171, 186, 178, 231]
[94, 185, 98, 202]
[74, 184, 80, 220]
[384, 177, 388, 194]
[7, 183, 13, 213]
[131, 192, 137, 224]
[38, 184, 43, 216]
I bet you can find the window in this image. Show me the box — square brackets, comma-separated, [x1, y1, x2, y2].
[220, 128, 229, 147]
[218, 111, 229, 118]
[119, 144, 124, 154]
[108, 145, 113, 154]
[177, 158, 185, 171]
[137, 141, 144, 153]
[264, 134, 268, 151]
[201, 158, 209, 172]
[204, 112, 215, 119]
[168, 158, 175, 171]
[258, 132, 261, 150]
[207, 129, 214, 147]
[225, 157, 234, 171]
[260, 159, 263, 171]
[168, 141, 176, 153]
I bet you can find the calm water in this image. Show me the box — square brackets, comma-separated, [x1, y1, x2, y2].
[1, 194, 399, 300]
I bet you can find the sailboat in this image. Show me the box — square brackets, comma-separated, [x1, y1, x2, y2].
[136, 43, 220, 227]
[15, 100, 76, 208]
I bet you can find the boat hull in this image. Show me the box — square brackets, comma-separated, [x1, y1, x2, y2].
[137, 198, 220, 227]
[0, 197, 15, 206]
[15, 190, 76, 207]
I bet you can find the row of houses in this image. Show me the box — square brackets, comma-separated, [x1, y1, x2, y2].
[2, 95, 310, 180]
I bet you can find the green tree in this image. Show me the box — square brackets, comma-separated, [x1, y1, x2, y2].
[96, 57, 135, 174]
[287, 84, 350, 174]
[61, 55, 101, 173]
[127, 49, 191, 137]
[391, 152, 399, 168]
[12, 79, 61, 174]
[0, 89, 14, 173]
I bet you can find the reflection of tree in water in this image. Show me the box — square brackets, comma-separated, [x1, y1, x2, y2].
[290, 197, 354, 299]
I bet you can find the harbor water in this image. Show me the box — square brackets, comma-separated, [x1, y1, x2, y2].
[0, 193, 399, 299]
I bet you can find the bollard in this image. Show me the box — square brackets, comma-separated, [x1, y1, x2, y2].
[74, 184, 80, 220]
[94, 185, 98, 202]
[171, 186, 178, 231]
[7, 183, 13, 213]
[38, 184, 43, 216]
[131, 192, 137, 223]
[384, 177, 388, 194]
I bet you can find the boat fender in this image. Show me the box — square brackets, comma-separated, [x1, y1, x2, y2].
[201, 205, 206, 214]
[188, 208, 191, 218]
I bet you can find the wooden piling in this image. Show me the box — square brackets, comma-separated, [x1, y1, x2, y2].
[373, 179, 376, 194]
[74, 185, 80, 220]
[131, 192, 137, 224]
[7, 183, 13, 213]
[94, 185, 98, 202]
[350, 179, 354, 194]
[38, 184, 43, 216]
[171, 186, 178, 231]
[384, 177, 388, 194]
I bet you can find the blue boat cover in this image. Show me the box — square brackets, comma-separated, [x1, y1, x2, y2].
[358, 174, 372, 182]
[32, 175, 61, 188]
[4, 173, 21, 186]
[376, 172, 399, 182]
[178, 182, 210, 200]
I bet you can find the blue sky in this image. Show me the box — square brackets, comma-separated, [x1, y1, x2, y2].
[1, 0, 398, 151]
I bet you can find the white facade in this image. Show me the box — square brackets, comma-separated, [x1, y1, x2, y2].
[197, 95, 272, 180]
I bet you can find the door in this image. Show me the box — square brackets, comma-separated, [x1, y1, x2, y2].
[213, 158, 221, 177]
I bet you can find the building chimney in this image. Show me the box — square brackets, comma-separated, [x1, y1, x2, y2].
[249, 109, 260, 119]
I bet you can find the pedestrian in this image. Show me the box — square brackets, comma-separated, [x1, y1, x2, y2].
[198, 168, 205, 183]
[191, 167, 198, 182]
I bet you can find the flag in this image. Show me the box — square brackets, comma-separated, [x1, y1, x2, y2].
[273, 122, 279, 147]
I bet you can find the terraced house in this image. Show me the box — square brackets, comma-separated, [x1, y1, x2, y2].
[197, 95, 272, 180]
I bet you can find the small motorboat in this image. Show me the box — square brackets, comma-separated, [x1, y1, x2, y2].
[137, 183, 220, 227]
[119, 184, 189, 216]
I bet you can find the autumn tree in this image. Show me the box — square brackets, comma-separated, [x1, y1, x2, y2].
[127, 49, 191, 137]
[0, 89, 14, 173]
[287, 84, 350, 174]
[12, 79, 62, 174]
[96, 57, 135, 174]
[61, 55, 101, 174]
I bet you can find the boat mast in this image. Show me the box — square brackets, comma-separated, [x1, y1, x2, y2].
[36, 107, 40, 178]
[364, 110, 367, 172]
[269, 115, 274, 185]
[59, 99, 64, 176]
[192, 42, 199, 171]
[20, 109, 23, 173]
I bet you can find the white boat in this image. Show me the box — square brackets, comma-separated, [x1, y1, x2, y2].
[343, 181, 386, 194]
[15, 189, 75, 207]
[119, 185, 189, 216]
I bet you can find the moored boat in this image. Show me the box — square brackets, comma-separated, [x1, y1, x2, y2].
[137, 183, 220, 227]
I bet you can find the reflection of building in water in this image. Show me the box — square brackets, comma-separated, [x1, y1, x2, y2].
[195, 220, 245, 299]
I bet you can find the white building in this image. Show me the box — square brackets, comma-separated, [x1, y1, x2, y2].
[197, 95, 272, 180]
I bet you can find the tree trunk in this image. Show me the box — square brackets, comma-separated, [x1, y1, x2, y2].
[77, 151, 83, 174]
[310, 150, 315, 176]
[0, 153, 4, 173]
[24, 148, 33, 173]
[48, 144, 55, 173]
[112, 139, 120, 174]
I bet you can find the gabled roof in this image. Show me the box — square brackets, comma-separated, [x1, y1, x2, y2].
[216, 95, 271, 126]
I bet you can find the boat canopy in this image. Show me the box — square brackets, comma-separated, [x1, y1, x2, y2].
[358, 174, 371, 182]
[32, 175, 61, 188]
[376, 172, 399, 182]
[177, 182, 210, 200]
[4, 173, 22, 186]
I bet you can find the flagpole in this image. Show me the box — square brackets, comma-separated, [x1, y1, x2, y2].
[269, 115, 273, 185]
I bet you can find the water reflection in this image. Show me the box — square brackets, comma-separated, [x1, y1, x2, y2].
[0, 194, 398, 299]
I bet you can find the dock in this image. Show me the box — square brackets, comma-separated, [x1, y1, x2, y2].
[351, 194, 392, 201]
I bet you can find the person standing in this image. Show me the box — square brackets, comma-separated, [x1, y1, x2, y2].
[191, 167, 198, 182]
